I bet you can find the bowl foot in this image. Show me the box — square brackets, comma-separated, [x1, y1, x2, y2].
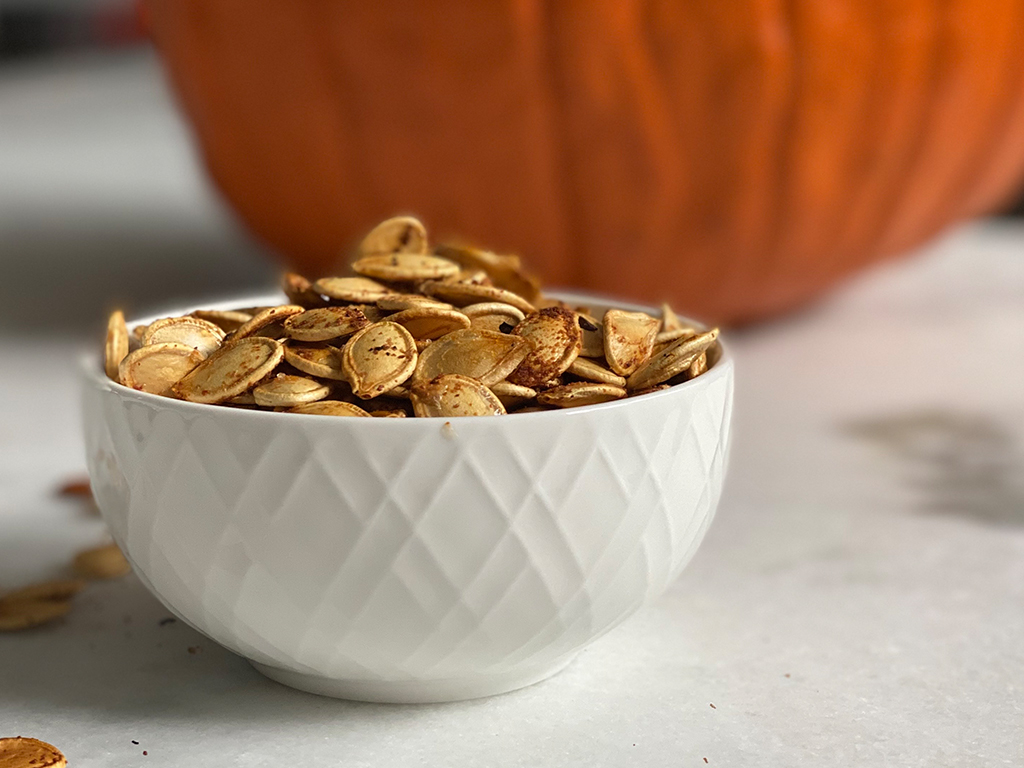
[250, 655, 577, 704]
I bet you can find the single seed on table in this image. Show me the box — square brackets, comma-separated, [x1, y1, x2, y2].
[313, 276, 395, 303]
[410, 374, 506, 417]
[143, 316, 225, 357]
[385, 306, 471, 339]
[289, 400, 371, 417]
[229, 305, 304, 340]
[341, 321, 418, 399]
[282, 343, 347, 380]
[283, 306, 370, 342]
[253, 373, 331, 407]
[0, 737, 67, 767]
[172, 337, 285, 404]
[603, 309, 660, 376]
[1, 579, 87, 603]
[626, 329, 720, 391]
[0, 599, 73, 631]
[537, 382, 627, 408]
[359, 215, 428, 256]
[507, 307, 582, 387]
[568, 357, 627, 387]
[119, 342, 205, 396]
[104, 310, 129, 381]
[413, 328, 533, 386]
[73, 543, 131, 579]
[352, 252, 461, 282]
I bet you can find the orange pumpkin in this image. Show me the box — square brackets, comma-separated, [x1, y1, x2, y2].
[144, 0, 1024, 323]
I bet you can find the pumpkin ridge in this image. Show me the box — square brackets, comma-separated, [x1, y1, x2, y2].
[951, 0, 1024, 220]
[864, 0, 946, 264]
[910, 0, 1024, 251]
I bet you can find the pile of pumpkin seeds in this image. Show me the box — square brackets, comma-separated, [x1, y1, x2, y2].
[103, 216, 720, 417]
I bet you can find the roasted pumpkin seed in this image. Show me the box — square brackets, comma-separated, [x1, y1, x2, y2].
[359, 215, 428, 256]
[353, 252, 461, 282]
[507, 307, 582, 387]
[537, 382, 627, 408]
[283, 306, 371, 342]
[410, 374, 506, 417]
[104, 310, 128, 381]
[119, 342, 204, 396]
[253, 373, 331, 407]
[173, 337, 284, 404]
[461, 301, 526, 333]
[386, 306, 471, 339]
[289, 400, 371, 417]
[314, 276, 394, 303]
[414, 328, 532, 386]
[143, 316, 225, 356]
[603, 309, 660, 376]
[341, 321, 417, 398]
[626, 329, 719, 391]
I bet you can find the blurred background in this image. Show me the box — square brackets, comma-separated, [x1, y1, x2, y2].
[2, 4, 1023, 763]
[0, 0, 276, 335]
[4, 0, 1024, 337]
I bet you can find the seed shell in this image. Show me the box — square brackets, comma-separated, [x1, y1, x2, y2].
[507, 307, 582, 387]
[359, 215, 428, 256]
[414, 328, 532, 386]
[341, 321, 417, 399]
[313, 276, 394, 303]
[461, 302, 526, 333]
[603, 309, 660, 376]
[626, 329, 720, 391]
[281, 272, 328, 307]
[489, 380, 537, 408]
[420, 280, 536, 315]
[173, 337, 284, 404]
[352, 253, 460, 281]
[289, 400, 371, 417]
[143, 316, 225, 357]
[410, 374, 506, 418]
[229, 305, 304, 340]
[537, 382, 627, 408]
[283, 306, 370, 342]
[253, 373, 331, 407]
[119, 342, 204, 396]
[190, 309, 254, 333]
[568, 357, 627, 387]
[73, 543, 131, 579]
[577, 312, 605, 357]
[104, 310, 129, 381]
[0, 737, 67, 767]
[386, 306, 471, 339]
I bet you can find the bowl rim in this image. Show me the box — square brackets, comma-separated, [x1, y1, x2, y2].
[82, 290, 733, 424]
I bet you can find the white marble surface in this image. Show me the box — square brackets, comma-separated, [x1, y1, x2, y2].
[1, 50, 1023, 767]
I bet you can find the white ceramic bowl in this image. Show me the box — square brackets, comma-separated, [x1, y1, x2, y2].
[81, 294, 734, 703]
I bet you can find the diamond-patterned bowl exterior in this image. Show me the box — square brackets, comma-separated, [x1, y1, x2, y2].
[81, 296, 734, 702]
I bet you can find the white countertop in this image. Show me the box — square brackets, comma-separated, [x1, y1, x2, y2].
[1, 50, 1023, 767]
